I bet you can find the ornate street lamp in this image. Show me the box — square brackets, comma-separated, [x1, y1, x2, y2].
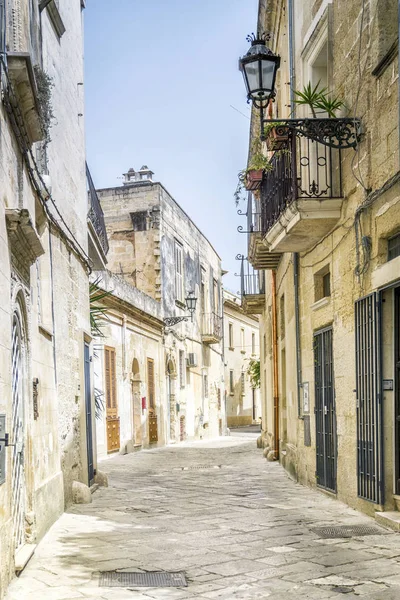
[239, 32, 281, 122]
[164, 291, 198, 327]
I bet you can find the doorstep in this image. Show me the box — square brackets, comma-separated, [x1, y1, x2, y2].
[375, 511, 400, 532]
[15, 543, 36, 573]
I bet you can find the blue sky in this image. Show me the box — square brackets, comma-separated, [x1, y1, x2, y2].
[84, 0, 258, 292]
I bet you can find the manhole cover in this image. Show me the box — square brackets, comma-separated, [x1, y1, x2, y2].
[311, 525, 386, 539]
[99, 571, 187, 588]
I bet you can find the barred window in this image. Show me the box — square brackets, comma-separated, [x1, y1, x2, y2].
[388, 233, 400, 262]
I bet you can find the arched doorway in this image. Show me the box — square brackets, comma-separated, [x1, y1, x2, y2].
[11, 304, 27, 552]
[131, 358, 142, 446]
[166, 356, 177, 443]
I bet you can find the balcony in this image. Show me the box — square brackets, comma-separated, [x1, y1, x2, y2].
[258, 118, 360, 253]
[237, 255, 265, 315]
[202, 312, 222, 344]
[238, 193, 281, 270]
[87, 163, 109, 268]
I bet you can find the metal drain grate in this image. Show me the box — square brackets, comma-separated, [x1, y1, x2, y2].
[99, 571, 187, 588]
[183, 465, 221, 471]
[311, 524, 386, 539]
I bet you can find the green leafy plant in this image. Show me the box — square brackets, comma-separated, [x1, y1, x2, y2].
[263, 121, 286, 138]
[94, 388, 105, 420]
[90, 277, 111, 338]
[34, 66, 55, 148]
[293, 81, 344, 118]
[247, 358, 261, 389]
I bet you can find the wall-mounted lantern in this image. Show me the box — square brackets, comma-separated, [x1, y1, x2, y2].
[239, 32, 281, 125]
[164, 291, 198, 327]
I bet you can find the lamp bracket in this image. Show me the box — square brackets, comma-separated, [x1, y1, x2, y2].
[261, 118, 362, 150]
[163, 316, 189, 327]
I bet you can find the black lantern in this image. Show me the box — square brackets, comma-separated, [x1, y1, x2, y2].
[163, 291, 198, 327]
[185, 291, 197, 317]
[239, 33, 280, 108]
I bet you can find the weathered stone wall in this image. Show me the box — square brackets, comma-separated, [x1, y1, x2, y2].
[0, 1, 90, 597]
[97, 183, 161, 299]
[256, 0, 400, 513]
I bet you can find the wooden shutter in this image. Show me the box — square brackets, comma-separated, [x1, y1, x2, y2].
[147, 358, 155, 410]
[105, 347, 117, 417]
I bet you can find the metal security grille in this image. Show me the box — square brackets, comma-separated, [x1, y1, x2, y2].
[396, 289, 400, 494]
[11, 316, 25, 551]
[314, 327, 336, 492]
[312, 524, 386, 539]
[355, 293, 383, 504]
[99, 571, 187, 588]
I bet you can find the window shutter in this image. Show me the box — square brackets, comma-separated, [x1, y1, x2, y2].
[105, 347, 117, 414]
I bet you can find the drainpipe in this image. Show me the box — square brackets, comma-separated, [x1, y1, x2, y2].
[294, 253, 302, 417]
[271, 270, 279, 459]
[288, 0, 302, 417]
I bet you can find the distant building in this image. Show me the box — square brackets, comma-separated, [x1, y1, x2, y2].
[96, 167, 225, 445]
[223, 290, 260, 428]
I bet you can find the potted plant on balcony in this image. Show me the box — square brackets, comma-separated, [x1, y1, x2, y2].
[293, 81, 344, 118]
[263, 121, 290, 151]
[244, 137, 273, 191]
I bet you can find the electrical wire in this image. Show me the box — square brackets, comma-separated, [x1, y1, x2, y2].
[0, 56, 92, 272]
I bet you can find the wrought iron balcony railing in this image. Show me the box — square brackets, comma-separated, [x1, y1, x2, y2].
[201, 312, 222, 344]
[87, 163, 109, 256]
[235, 255, 266, 314]
[236, 254, 265, 296]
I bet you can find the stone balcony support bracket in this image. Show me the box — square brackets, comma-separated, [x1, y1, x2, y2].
[6, 208, 45, 271]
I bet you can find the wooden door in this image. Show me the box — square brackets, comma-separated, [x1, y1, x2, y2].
[147, 358, 158, 443]
[105, 347, 120, 452]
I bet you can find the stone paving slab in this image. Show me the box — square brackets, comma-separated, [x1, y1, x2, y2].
[5, 435, 400, 599]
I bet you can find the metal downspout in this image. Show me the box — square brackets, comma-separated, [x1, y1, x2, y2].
[272, 270, 279, 459]
[288, 0, 302, 418]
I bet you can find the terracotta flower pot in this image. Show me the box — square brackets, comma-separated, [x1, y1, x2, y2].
[266, 126, 290, 151]
[245, 169, 263, 191]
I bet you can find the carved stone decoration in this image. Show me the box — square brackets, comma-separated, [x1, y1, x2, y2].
[6, 208, 45, 284]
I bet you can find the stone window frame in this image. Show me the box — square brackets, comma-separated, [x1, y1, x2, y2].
[229, 370, 234, 395]
[314, 264, 331, 302]
[174, 240, 184, 305]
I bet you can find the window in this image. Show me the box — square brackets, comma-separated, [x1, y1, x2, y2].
[388, 233, 400, 262]
[252, 333, 256, 355]
[229, 370, 234, 394]
[229, 323, 234, 349]
[131, 211, 147, 232]
[174, 241, 184, 303]
[372, 0, 399, 76]
[314, 265, 331, 302]
[241, 372, 245, 396]
[241, 328, 245, 353]
[179, 350, 185, 388]
[200, 268, 207, 313]
[147, 358, 155, 409]
[322, 272, 331, 298]
[213, 279, 219, 315]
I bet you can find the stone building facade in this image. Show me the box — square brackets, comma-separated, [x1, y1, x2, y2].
[91, 271, 166, 457]
[223, 290, 261, 428]
[241, 0, 400, 522]
[0, 1, 99, 596]
[97, 167, 225, 443]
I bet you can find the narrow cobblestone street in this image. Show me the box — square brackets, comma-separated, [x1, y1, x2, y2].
[7, 435, 400, 600]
